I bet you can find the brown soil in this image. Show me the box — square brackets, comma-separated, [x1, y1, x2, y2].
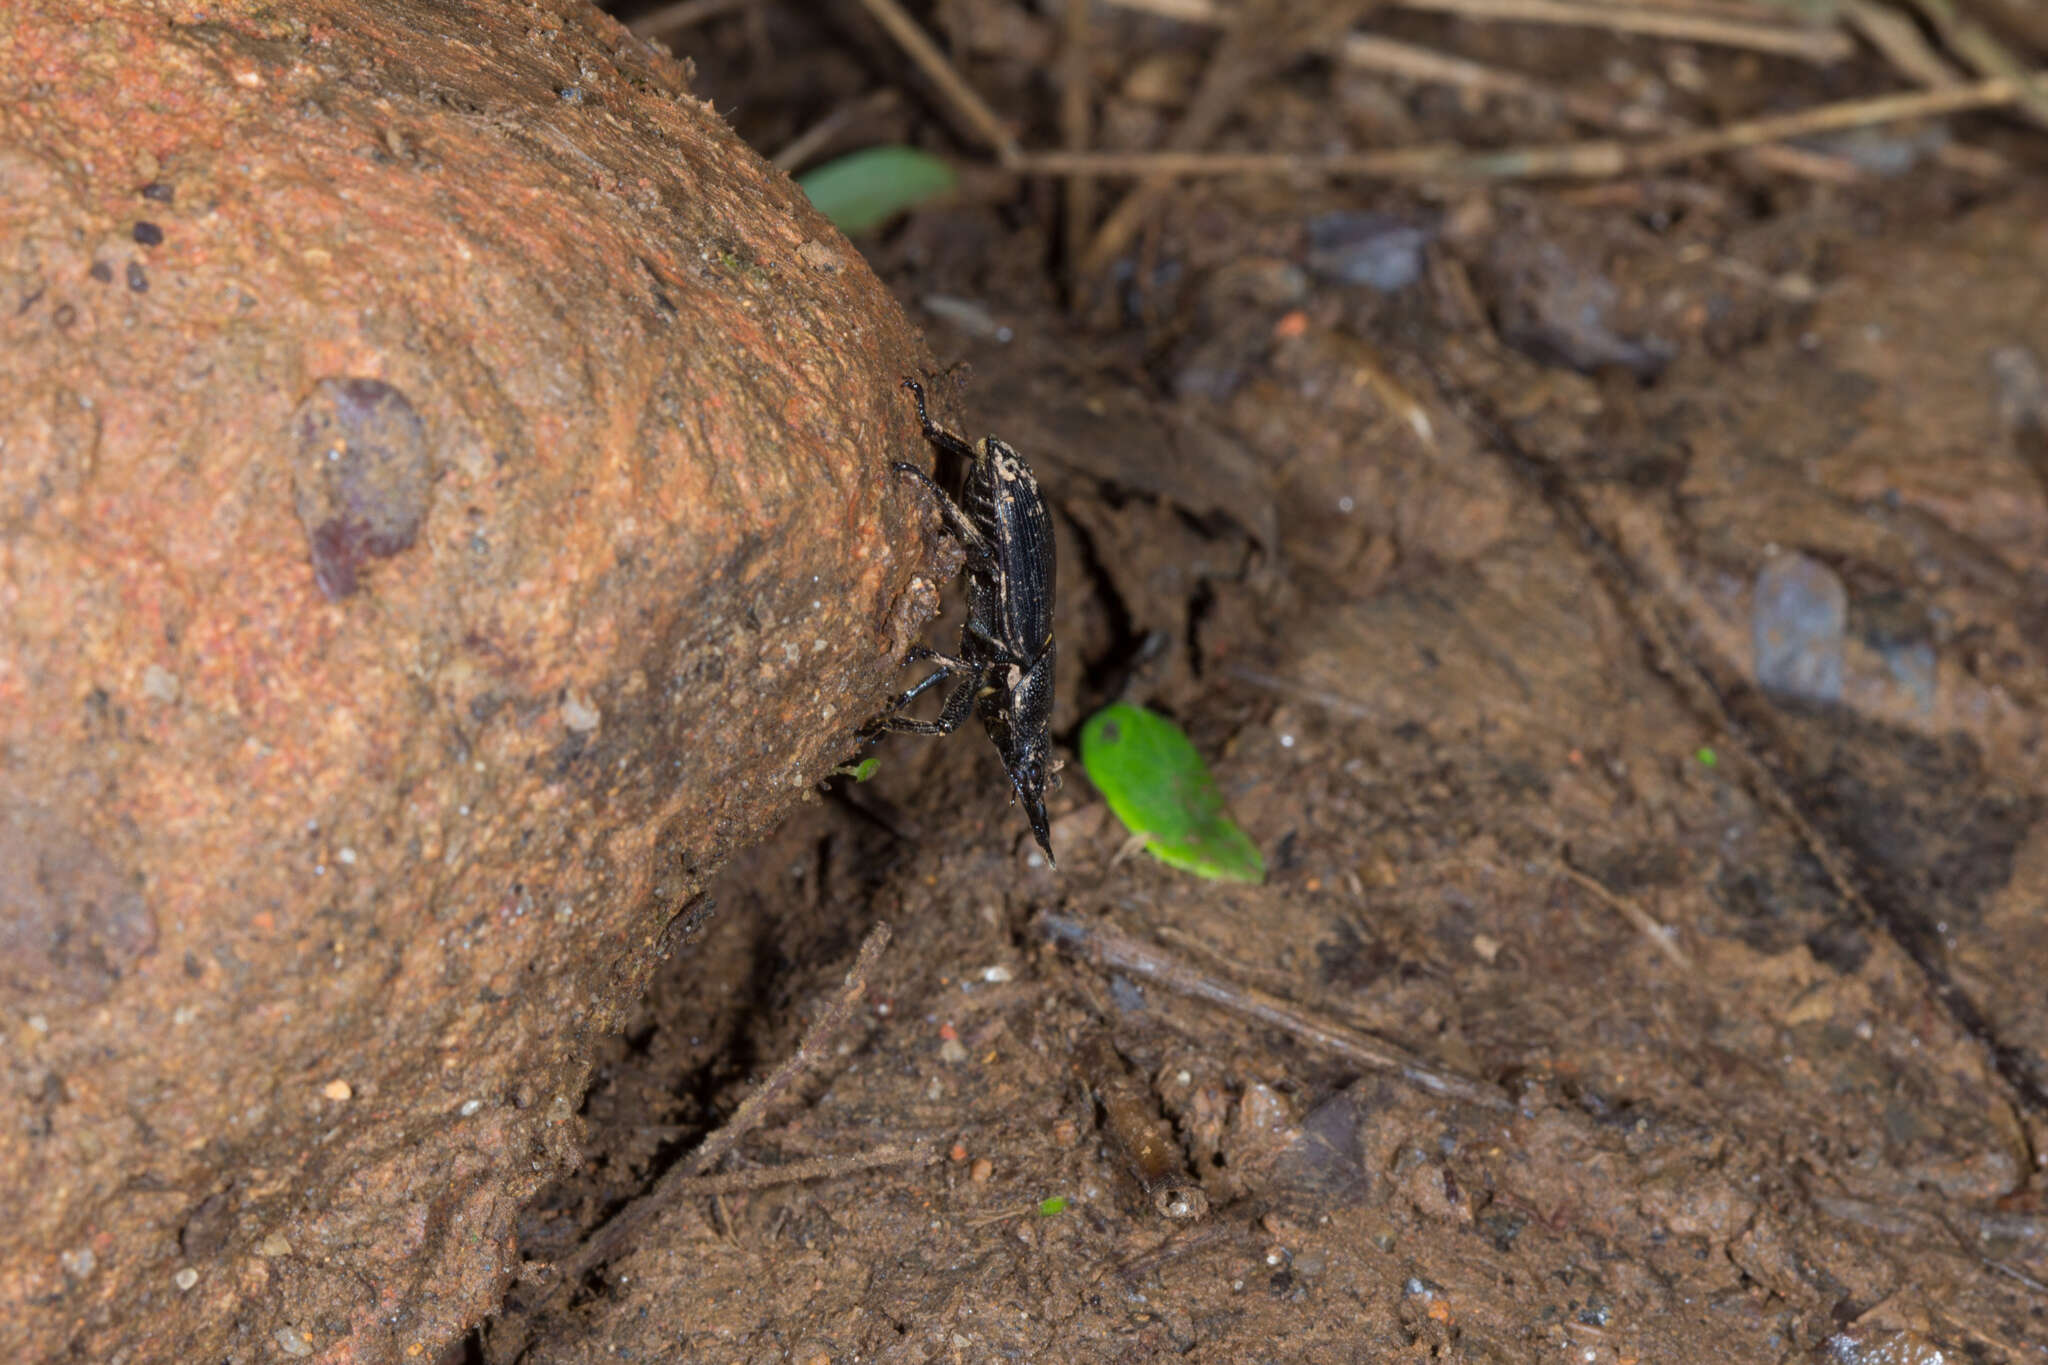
[472, 5, 2048, 1362]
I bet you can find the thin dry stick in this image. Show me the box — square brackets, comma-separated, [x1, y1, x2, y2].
[1061, 0, 1096, 297]
[1079, 1, 1377, 274]
[1554, 858, 1694, 970]
[852, 0, 1023, 164]
[553, 923, 893, 1289]
[1844, 0, 1965, 89]
[1017, 74, 2048, 182]
[770, 88, 901, 172]
[1111, 0, 1850, 61]
[1396, 0, 1854, 62]
[1906, 0, 2048, 129]
[1104, 0, 1855, 179]
[1109, 0, 1555, 99]
[627, 0, 749, 36]
[659, 1142, 934, 1197]
[1221, 664, 1380, 721]
[1036, 911, 1511, 1110]
[1339, 30, 1572, 101]
[1077, 12, 1262, 277]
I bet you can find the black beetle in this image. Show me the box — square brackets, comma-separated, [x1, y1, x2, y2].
[866, 379, 1059, 866]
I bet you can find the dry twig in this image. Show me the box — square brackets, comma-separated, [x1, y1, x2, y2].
[1062, 0, 1096, 295]
[657, 1142, 934, 1197]
[627, 0, 749, 36]
[1078, 0, 1377, 275]
[1844, 0, 1966, 89]
[1037, 911, 1510, 1110]
[1400, 0, 1852, 61]
[516, 924, 894, 1324]
[1111, 0, 1851, 62]
[770, 89, 901, 172]
[1103, 0, 1867, 180]
[853, 0, 1023, 164]
[1905, 0, 2048, 129]
[1017, 73, 2048, 182]
[1555, 856, 1694, 970]
[676, 922, 892, 1182]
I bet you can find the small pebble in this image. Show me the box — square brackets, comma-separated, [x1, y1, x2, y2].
[1753, 553, 1846, 703]
[459, 1098, 482, 1116]
[968, 1158, 994, 1183]
[141, 664, 180, 703]
[938, 1038, 968, 1065]
[173, 1267, 199, 1291]
[1306, 212, 1432, 292]
[256, 1232, 293, 1258]
[560, 690, 600, 733]
[948, 1142, 969, 1163]
[274, 1326, 314, 1357]
[795, 239, 841, 273]
[322, 1079, 352, 1102]
[133, 221, 164, 246]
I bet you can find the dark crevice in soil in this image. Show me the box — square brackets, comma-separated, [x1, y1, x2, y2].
[1050, 501, 1144, 710]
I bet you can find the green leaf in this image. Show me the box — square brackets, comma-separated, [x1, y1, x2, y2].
[829, 756, 880, 782]
[797, 145, 956, 235]
[1079, 703, 1265, 883]
[1036, 1196, 1069, 1217]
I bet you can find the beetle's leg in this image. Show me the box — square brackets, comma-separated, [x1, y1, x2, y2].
[872, 668, 980, 736]
[864, 652, 967, 732]
[902, 379, 984, 466]
[906, 645, 975, 671]
[960, 617, 1017, 658]
[891, 462, 997, 571]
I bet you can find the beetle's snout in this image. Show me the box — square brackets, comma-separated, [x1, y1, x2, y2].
[1006, 749, 1056, 867]
[1021, 789, 1055, 867]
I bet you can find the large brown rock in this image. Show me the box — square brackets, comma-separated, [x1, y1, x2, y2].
[0, 0, 938, 1358]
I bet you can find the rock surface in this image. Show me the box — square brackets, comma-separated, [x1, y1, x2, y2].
[0, 0, 938, 1358]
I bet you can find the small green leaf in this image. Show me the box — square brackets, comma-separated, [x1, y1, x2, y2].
[829, 756, 880, 782]
[1079, 703, 1265, 883]
[1695, 747, 1718, 768]
[797, 145, 956, 235]
[1037, 1196, 1069, 1217]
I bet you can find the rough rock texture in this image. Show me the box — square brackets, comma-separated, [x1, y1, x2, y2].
[0, 1, 940, 1358]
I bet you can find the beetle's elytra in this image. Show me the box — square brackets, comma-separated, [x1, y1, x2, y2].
[865, 379, 1059, 866]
